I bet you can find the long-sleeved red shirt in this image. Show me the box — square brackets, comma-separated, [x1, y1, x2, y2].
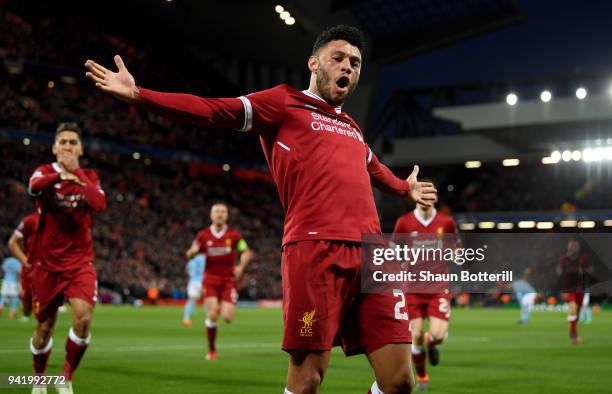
[138, 84, 409, 245]
[29, 162, 106, 271]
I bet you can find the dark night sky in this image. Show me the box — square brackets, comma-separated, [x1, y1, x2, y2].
[378, 0, 612, 100]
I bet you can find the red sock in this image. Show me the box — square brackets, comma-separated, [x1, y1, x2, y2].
[30, 337, 53, 374]
[206, 320, 217, 352]
[568, 319, 578, 338]
[61, 328, 90, 380]
[412, 349, 427, 378]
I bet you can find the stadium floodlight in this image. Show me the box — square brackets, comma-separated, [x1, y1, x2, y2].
[478, 222, 495, 229]
[506, 93, 518, 106]
[536, 221, 554, 229]
[560, 220, 577, 228]
[23, 138, 31, 146]
[571, 150, 581, 161]
[280, 11, 290, 20]
[465, 160, 481, 169]
[502, 158, 520, 167]
[540, 90, 552, 102]
[604, 219, 612, 227]
[592, 147, 605, 161]
[459, 223, 476, 230]
[605, 146, 612, 160]
[561, 150, 572, 162]
[132, 152, 140, 160]
[541, 157, 557, 164]
[582, 148, 595, 162]
[285, 17, 296, 25]
[576, 87, 587, 100]
[275, 5, 284, 13]
[518, 221, 536, 229]
[550, 150, 561, 162]
[497, 222, 514, 230]
[578, 221, 596, 228]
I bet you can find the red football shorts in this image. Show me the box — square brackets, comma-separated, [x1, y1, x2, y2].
[406, 293, 451, 321]
[31, 264, 97, 322]
[562, 292, 585, 305]
[281, 240, 411, 356]
[203, 274, 238, 304]
[20, 267, 32, 305]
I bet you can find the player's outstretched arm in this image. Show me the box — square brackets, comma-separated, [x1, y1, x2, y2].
[85, 55, 140, 103]
[85, 56, 246, 129]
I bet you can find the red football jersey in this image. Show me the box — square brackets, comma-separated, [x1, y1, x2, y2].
[194, 225, 243, 277]
[394, 209, 459, 291]
[139, 84, 410, 246]
[558, 253, 592, 291]
[14, 212, 40, 257]
[28, 163, 106, 272]
[244, 85, 383, 244]
[393, 209, 457, 236]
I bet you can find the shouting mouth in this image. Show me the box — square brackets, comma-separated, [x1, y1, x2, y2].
[336, 76, 350, 91]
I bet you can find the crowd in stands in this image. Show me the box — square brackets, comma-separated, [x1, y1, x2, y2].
[0, 139, 284, 300]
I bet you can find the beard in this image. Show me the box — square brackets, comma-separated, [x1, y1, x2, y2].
[315, 66, 357, 106]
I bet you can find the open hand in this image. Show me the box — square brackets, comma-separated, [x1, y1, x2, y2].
[85, 55, 139, 103]
[406, 165, 437, 207]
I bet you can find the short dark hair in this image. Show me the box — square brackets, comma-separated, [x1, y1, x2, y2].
[210, 201, 229, 210]
[55, 122, 82, 138]
[312, 25, 364, 55]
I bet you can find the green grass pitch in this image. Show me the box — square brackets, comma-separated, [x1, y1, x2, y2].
[1, 306, 611, 393]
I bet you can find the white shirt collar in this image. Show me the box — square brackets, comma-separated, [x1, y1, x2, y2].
[414, 208, 437, 227]
[210, 224, 228, 239]
[302, 90, 342, 114]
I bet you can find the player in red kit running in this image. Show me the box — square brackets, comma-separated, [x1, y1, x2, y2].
[27, 122, 106, 394]
[393, 194, 457, 392]
[557, 239, 593, 344]
[185, 202, 252, 360]
[86, 25, 437, 393]
[7, 211, 40, 318]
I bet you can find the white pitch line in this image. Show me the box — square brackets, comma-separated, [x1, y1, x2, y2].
[0, 342, 280, 355]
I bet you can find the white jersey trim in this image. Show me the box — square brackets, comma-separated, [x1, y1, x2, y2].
[414, 208, 437, 227]
[238, 96, 253, 132]
[210, 224, 228, 239]
[367, 147, 373, 165]
[52, 162, 62, 173]
[13, 229, 24, 239]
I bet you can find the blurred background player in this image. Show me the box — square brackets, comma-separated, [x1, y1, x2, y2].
[393, 193, 457, 392]
[182, 253, 206, 327]
[557, 239, 593, 344]
[28, 122, 106, 394]
[8, 211, 40, 319]
[512, 268, 537, 325]
[1, 255, 21, 319]
[185, 202, 252, 360]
